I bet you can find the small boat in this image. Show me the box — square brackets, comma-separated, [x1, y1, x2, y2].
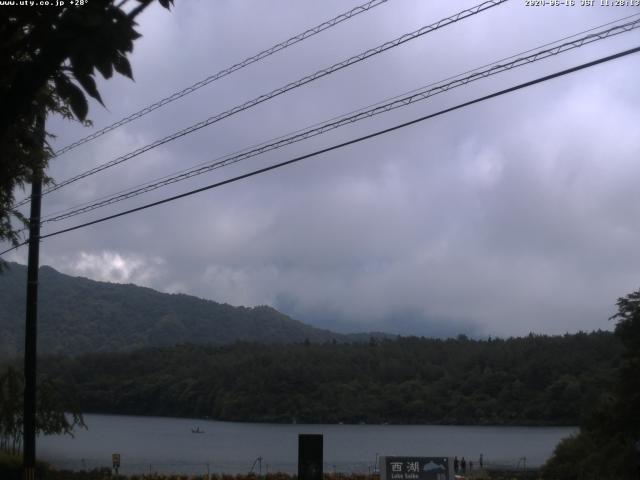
[191, 426, 205, 433]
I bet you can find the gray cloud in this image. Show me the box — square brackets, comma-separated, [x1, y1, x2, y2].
[5, 0, 640, 337]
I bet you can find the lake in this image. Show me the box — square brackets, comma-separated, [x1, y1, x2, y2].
[37, 414, 576, 475]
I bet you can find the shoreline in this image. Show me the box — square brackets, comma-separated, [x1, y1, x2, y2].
[71, 411, 580, 429]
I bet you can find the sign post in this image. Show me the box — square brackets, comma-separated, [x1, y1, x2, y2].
[298, 434, 323, 480]
[380, 456, 454, 480]
[22, 114, 45, 480]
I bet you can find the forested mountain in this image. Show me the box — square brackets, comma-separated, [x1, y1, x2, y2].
[0, 262, 369, 357]
[41, 331, 620, 426]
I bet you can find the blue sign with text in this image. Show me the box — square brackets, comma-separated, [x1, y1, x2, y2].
[380, 456, 452, 480]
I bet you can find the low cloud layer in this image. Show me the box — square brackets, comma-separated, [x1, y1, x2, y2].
[4, 0, 640, 337]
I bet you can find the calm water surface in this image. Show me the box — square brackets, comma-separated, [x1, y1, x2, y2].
[38, 414, 576, 475]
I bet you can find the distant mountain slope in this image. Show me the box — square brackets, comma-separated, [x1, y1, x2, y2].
[0, 262, 350, 356]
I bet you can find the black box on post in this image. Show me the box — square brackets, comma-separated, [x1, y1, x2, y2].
[298, 434, 323, 480]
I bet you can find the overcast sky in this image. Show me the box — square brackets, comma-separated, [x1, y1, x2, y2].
[4, 0, 640, 337]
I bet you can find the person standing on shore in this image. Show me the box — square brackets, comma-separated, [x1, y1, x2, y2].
[479, 453, 484, 469]
[461, 457, 466, 473]
[454, 456, 459, 473]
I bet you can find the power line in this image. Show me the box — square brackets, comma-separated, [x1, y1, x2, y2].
[52, 0, 392, 158]
[14, 0, 507, 208]
[38, 18, 640, 225]
[12, 0, 392, 210]
[3, 44, 638, 257]
[39, 12, 640, 223]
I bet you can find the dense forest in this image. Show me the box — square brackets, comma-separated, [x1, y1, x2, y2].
[542, 289, 640, 479]
[0, 263, 384, 357]
[37, 331, 620, 426]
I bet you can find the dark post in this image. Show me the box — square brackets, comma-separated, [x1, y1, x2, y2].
[635, 440, 640, 480]
[23, 114, 44, 480]
[298, 434, 323, 480]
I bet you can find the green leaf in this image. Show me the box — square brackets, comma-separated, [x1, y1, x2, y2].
[113, 54, 133, 79]
[95, 58, 114, 79]
[158, 0, 175, 9]
[53, 74, 88, 121]
[74, 72, 104, 106]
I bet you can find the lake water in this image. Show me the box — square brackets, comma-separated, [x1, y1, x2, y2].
[38, 414, 576, 475]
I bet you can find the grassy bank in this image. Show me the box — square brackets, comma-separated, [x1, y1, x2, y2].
[1, 454, 540, 480]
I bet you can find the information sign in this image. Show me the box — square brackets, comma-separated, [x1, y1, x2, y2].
[379, 456, 452, 480]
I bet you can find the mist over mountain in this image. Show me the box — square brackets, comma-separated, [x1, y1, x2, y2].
[0, 262, 387, 357]
[275, 301, 481, 339]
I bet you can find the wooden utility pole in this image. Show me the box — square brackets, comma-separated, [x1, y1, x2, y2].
[23, 114, 44, 480]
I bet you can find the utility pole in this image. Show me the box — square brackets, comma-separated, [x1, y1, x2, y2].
[23, 114, 44, 480]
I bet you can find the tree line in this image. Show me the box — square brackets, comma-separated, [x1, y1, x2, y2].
[36, 331, 620, 426]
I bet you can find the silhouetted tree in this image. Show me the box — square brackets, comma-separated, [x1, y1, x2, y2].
[543, 288, 640, 479]
[0, 0, 174, 250]
[0, 366, 84, 454]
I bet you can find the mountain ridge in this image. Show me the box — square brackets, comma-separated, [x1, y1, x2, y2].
[0, 262, 385, 357]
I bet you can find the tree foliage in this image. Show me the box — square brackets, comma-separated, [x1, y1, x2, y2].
[0, 0, 174, 248]
[543, 288, 640, 479]
[0, 365, 84, 455]
[40, 331, 621, 426]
